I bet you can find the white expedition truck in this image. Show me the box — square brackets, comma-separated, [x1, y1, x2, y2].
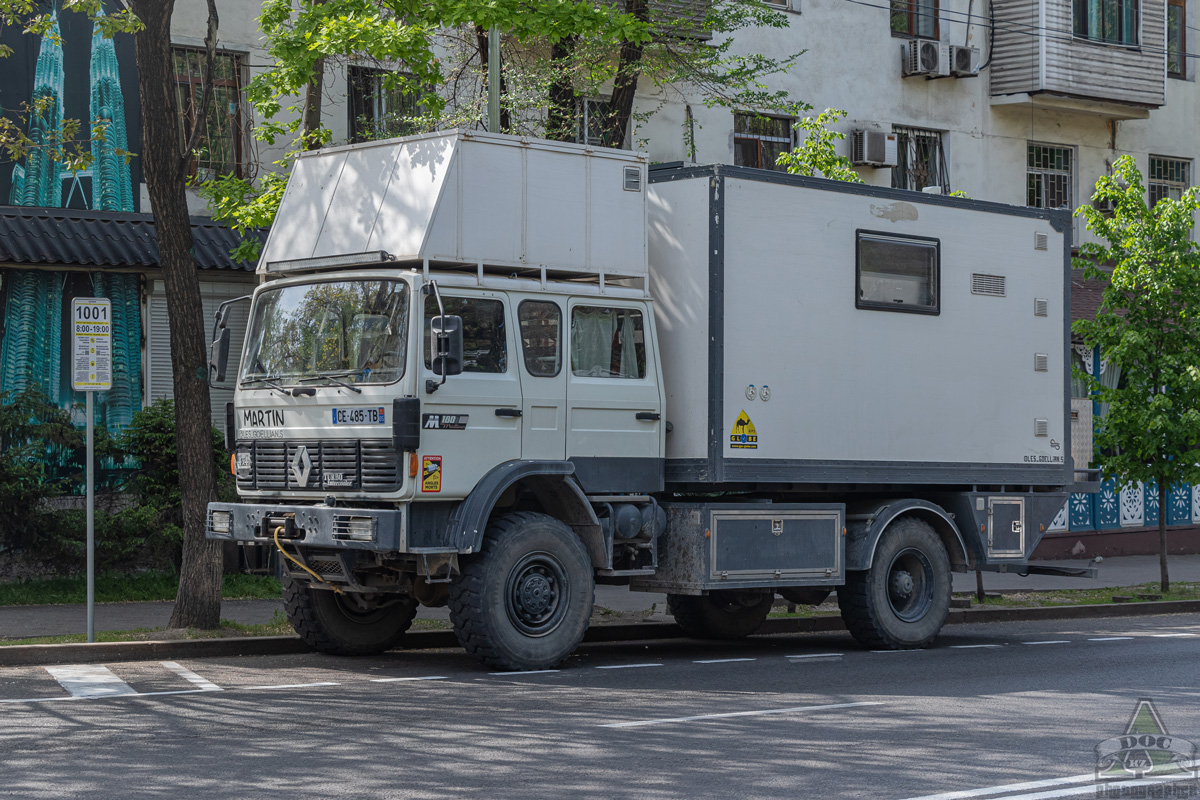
[206, 130, 1090, 671]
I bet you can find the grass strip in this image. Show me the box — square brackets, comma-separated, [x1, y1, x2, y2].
[0, 571, 282, 607]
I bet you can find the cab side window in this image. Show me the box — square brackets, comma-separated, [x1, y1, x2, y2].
[570, 306, 646, 379]
[518, 300, 562, 377]
[423, 296, 507, 373]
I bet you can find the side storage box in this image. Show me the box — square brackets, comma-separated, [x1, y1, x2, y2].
[631, 502, 845, 594]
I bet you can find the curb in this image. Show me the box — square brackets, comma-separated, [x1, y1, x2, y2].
[2, 599, 1199, 667]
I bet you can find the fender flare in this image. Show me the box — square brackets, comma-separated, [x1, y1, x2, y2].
[445, 460, 600, 557]
[845, 499, 970, 573]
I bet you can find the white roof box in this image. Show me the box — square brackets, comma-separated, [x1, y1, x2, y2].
[258, 130, 648, 279]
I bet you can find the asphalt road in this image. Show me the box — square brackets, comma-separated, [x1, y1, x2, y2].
[0, 614, 1198, 800]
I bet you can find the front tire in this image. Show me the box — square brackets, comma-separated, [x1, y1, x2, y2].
[449, 512, 594, 671]
[283, 576, 418, 656]
[838, 516, 951, 650]
[667, 590, 773, 639]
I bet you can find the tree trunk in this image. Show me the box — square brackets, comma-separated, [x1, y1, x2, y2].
[605, 0, 650, 150]
[130, 0, 223, 629]
[474, 25, 510, 132]
[545, 38, 578, 142]
[1159, 479, 1170, 594]
[302, 0, 327, 148]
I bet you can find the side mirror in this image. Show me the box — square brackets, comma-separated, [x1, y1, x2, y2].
[208, 294, 251, 388]
[426, 315, 463, 393]
[211, 327, 232, 382]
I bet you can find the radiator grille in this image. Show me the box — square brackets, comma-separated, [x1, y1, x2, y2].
[971, 273, 1006, 297]
[236, 440, 399, 492]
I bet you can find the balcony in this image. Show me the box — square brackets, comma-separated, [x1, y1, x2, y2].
[989, 0, 1165, 119]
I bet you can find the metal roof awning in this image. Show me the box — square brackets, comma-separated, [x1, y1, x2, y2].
[0, 206, 264, 271]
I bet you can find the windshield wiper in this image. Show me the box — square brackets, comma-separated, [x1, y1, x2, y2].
[241, 375, 295, 396]
[297, 373, 363, 394]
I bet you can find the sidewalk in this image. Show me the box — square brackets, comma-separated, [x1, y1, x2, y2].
[2, 554, 1198, 641]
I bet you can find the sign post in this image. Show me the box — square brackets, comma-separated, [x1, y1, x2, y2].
[72, 298, 112, 643]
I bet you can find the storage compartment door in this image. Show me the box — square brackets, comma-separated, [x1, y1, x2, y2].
[710, 510, 842, 580]
[987, 497, 1025, 557]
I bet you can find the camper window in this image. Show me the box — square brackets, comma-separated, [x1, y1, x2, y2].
[855, 231, 940, 315]
[519, 300, 563, 377]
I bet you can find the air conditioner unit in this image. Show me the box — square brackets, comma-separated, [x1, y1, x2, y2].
[949, 45, 980, 77]
[1092, 197, 1117, 214]
[851, 130, 899, 168]
[902, 39, 950, 78]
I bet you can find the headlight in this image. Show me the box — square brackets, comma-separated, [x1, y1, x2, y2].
[334, 516, 376, 541]
[210, 511, 232, 534]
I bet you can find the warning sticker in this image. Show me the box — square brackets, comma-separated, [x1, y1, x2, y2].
[729, 410, 758, 450]
[421, 456, 443, 492]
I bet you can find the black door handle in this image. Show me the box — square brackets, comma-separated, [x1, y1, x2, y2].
[636, 412, 661, 421]
[495, 408, 523, 417]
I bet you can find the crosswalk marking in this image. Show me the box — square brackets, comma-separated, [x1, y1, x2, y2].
[161, 661, 221, 691]
[44, 665, 137, 699]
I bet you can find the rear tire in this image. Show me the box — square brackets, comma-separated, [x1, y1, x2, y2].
[838, 516, 951, 650]
[667, 590, 773, 639]
[449, 512, 594, 671]
[283, 575, 418, 656]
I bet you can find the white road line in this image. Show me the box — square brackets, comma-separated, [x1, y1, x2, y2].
[1152, 632, 1197, 637]
[44, 665, 137, 699]
[595, 663, 662, 670]
[897, 762, 1200, 800]
[243, 682, 340, 690]
[1088, 636, 1135, 641]
[0, 688, 215, 705]
[694, 658, 756, 664]
[371, 676, 448, 682]
[601, 700, 885, 729]
[871, 650, 921, 653]
[786, 653, 843, 659]
[160, 661, 221, 691]
[949, 644, 1002, 649]
[1022, 640, 1070, 645]
[489, 670, 560, 676]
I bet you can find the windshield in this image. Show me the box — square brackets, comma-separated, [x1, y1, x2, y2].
[240, 279, 410, 385]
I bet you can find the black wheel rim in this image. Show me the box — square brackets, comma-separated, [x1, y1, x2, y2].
[886, 547, 934, 622]
[505, 550, 569, 637]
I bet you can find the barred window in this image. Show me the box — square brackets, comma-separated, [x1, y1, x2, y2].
[173, 48, 249, 182]
[733, 113, 793, 171]
[1027, 144, 1073, 210]
[348, 66, 422, 143]
[577, 99, 624, 148]
[892, 126, 949, 193]
[1149, 156, 1190, 206]
[1073, 0, 1138, 44]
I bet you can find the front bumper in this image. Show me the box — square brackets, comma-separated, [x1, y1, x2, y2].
[206, 502, 403, 551]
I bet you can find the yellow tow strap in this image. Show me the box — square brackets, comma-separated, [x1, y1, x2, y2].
[273, 525, 343, 594]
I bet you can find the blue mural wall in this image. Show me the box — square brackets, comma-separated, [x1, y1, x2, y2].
[0, 2, 144, 433]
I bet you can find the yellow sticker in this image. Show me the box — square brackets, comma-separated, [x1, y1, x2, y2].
[421, 455, 442, 492]
[729, 410, 758, 449]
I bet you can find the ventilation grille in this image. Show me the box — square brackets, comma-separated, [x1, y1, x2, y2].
[1034, 353, 1049, 372]
[623, 166, 642, 192]
[1034, 419, 1049, 437]
[1034, 298, 1049, 317]
[1034, 232, 1049, 251]
[971, 274, 1006, 297]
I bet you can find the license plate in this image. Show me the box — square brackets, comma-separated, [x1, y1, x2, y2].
[332, 407, 386, 425]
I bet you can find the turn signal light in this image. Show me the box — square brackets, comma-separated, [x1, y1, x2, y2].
[409, 451, 419, 478]
[230, 453, 236, 476]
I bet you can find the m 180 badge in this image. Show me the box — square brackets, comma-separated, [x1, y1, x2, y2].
[423, 414, 468, 430]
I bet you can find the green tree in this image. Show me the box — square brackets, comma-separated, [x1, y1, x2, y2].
[0, 0, 227, 628]
[1073, 154, 1200, 593]
[775, 108, 862, 182]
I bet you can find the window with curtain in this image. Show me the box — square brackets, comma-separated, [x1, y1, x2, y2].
[570, 307, 645, 379]
[1168, 0, 1185, 76]
[891, 0, 938, 38]
[1072, 0, 1138, 45]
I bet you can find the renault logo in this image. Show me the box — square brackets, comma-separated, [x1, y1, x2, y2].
[290, 445, 313, 487]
